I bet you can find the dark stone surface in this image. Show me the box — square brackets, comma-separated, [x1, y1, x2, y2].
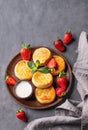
[0, 0, 87, 129]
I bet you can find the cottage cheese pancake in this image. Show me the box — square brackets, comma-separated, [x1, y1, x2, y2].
[33, 47, 51, 66]
[14, 60, 33, 80]
[32, 71, 53, 88]
[35, 86, 56, 104]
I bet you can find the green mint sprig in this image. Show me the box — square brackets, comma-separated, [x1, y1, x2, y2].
[27, 60, 40, 73]
[38, 66, 51, 73]
[27, 60, 51, 73]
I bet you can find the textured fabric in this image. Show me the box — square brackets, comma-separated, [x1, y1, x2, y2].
[24, 31, 88, 130]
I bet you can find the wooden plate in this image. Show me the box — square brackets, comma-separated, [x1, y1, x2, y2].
[5, 46, 72, 109]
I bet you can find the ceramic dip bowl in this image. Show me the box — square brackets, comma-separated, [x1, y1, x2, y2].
[13, 80, 33, 100]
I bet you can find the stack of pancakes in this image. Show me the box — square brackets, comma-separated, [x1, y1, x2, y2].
[14, 47, 65, 104]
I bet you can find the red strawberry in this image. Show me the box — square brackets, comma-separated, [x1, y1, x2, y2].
[56, 71, 67, 89]
[55, 87, 66, 97]
[5, 76, 16, 86]
[64, 31, 72, 44]
[47, 58, 57, 68]
[53, 39, 65, 52]
[20, 42, 31, 60]
[16, 108, 27, 122]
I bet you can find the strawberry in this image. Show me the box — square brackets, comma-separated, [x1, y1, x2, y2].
[16, 108, 27, 122]
[20, 42, 31, 60]
[47, 58, 57, 68]
[56, 71, 67, 89]
[53, 39, 65, 52]
[5, 76, 16, 86]
[55, 87, 66, 97]
[64, 30, 72, 44]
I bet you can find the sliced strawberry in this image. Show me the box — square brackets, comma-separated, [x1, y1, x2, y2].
[16, 108, 27, 122]
[47, 58, 57, 68]
[20, 42, 31, 60]
[5, 76, 16, 86]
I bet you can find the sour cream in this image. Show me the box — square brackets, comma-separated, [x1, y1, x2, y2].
[15, 81, 33, 99]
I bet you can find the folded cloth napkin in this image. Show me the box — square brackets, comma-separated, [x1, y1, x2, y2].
[24, 31, 88, 130]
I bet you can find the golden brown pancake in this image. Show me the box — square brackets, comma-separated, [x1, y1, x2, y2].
[32, 71, 53, 88]
[32, 47, 51, 66]
[14, 60, 33, 80]
[35, 86, 56, 104]
[52, 55, 65, 75]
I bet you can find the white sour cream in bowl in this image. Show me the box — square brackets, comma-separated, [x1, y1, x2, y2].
[14, 81, 33, 99]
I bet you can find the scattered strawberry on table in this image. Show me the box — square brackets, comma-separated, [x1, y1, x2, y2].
[20, 42, 31, 60]
[63, 30, 73, 44]
[53, 39, 65, 52]
[47, 58, 57, 69]
[5, 76, 16, 86]
[16, 108, 27, 122]
[55, 71, 67, 97]
[53, 30, 73, 51]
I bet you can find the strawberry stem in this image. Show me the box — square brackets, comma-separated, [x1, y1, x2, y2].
[21, 42, 31, 49]
[16, 108, 22, 113]
[27, 44, 31, 49]
[5, 75, 9, 80]
[61, 92, 66, 97]
[22, 42, 27, 48]
[66, 29, 72, 34]
[57, 37, 61, 41]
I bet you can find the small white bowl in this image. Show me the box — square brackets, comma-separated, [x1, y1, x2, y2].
[13, 80, 33, 99]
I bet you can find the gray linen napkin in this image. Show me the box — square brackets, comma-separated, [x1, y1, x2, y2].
[24, 31, 88, 130]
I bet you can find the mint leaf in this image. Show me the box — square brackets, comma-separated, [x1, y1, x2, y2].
[27, 61, 34, 69]
[32, 67, 37, 73]
[27, 60, 40, 73]
[38, 66, 51, 73]
[35, 60, 40, 68]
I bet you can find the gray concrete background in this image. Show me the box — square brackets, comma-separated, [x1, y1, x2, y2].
[0, 0, 88, 130]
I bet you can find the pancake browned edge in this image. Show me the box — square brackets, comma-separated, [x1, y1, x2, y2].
[32, 47, 51, 66]
[35, 86, 56, 104]
[32, 71, 53, 88]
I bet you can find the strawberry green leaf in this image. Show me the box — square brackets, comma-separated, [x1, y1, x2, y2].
[21, 42, 31, 49]
[16, 108, 22, 113]
[59, 71, 66, 77]
[66, 29, 72, 34]
[21, 42, 27, 48]
[61, 92, 66, 97]
[27, 44, 31, 49]
[57, 36, 60, 39]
